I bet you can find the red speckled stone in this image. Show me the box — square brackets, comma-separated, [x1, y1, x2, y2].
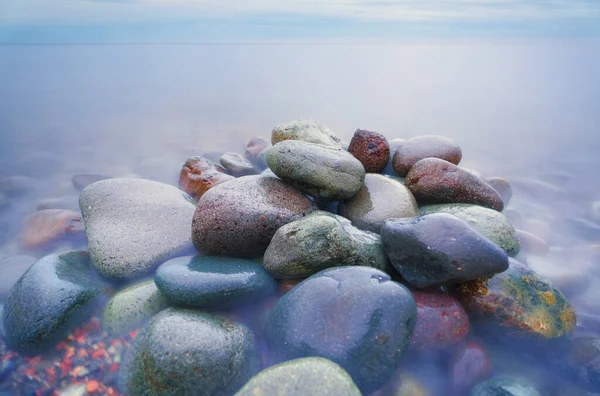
[178, 156, 234, 200]
[410, 290, 469, 350]
[450, 342, 491, 394]
[347, 129, 390, 173]
[392, 135, 462, 177]
[405, 158, 504, 212]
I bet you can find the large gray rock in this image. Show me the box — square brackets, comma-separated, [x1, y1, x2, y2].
[266, 140, 366, 201]
[2, 251, 110, 355]
[234, 357, 361, 396]
[339, 174, 418, 233]
[264, 211, 388, 278]
[192, 176, 317, 257]
[80, 178, 196, 281]
[118, 308, 260, 396]
[271, 119, 343, 148]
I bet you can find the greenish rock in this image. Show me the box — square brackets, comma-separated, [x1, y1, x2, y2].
[118, 308, 260, 396]
[455, 258, 576, 339]
[471, 378, 541, 396]
[264, 211, 388, 278]
[420, 203, 520, 256]
[266, 140, 366, 201]
[2, 251, 111, 355]
[339, 174, 418, 233]
[271, 119, 343, 148]
[103, 279, 169, 336]
[234, 357, 361, 396]
[154, 256, 277, 308]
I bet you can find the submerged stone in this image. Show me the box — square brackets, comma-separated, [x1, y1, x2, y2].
[220, 152, 258, 177]
[178, 156, 234, 200]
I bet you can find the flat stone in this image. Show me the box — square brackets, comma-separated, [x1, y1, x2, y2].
[234, 357, 361, 396]
[265, 266, 416, 393]
[263, 211, 388, 278]
[266, 140, 365, 201]
[102, 279, 169, 336]
[271, 119, 343, 148]
[19, 209, 85, 251]
[339, 173, 419, 233]
[80, 178, 196, 281]
[192, 175, 317, 257]
[392, 135, 462, 177]
[220, 152, 258, 177]
[405, 158, 504, 211]
[118, 308, 260, 396]
[2, 251, 110, 355]
[381, 213, 509, 288]
[72, 174, 111, 191]
[178, 156, 235, 200]
[347, 129, 390, 173]
[155, 256, 277, 308]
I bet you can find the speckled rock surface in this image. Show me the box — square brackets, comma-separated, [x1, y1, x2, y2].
[485, 177, 513, 205]
[470, 378, 541, 396]
[455, 258, 576, 339]
[220, 152, 258, 177]
[118, 308, 260, 396]
[155, 256, 277, 308]
[192, 175, 317, 257]
[263, 211, 388, 278]
[178, 156, 235, 200]
[234, 357, 361, 396]
[392, 135, 462, 177]
[381, 213, 509, 288]
[271, 119, 343, 148]
[265, 266, 416, 393]
[71, 174, 111, 192]
[266, 140, 365, 201]
[102, 279, 169, 336]
[419, 203, 520, 256]
[339, 174, 418, 233]
[80, 178, 196, 281]
[405, 158, 504, 211]
[2, 251, 110, 355]
[347, 129, 390, 173]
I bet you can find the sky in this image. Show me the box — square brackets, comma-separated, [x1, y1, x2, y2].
[0, 0, 599, 43]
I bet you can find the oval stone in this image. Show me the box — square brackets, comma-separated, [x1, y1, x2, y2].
[263, 211, 388, 279]
[19, 209, 85, 251]
[192, 176, 317, 257]
[234, 357, 361, 396]
[155, 256, 277, 309]
[178, 156, 235, 200]
[405, 158, 504, 211]
[267, 140, 366, 201]
[264, 266, 416, 393]
[244, 137, 270, 168]
[118, 308, 260, 396]
[347, 129, 390, 173]
[392, 135, 462, 177]
[450, 342, 491, 394]
[271, 119, 343, 148]
[339, 174, 418, 233]
[220, 152, 258, 177]
[381, 213, 509, 289]
[485, 177, 513, 205]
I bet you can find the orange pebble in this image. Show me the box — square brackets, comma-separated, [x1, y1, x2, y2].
[91, 349, 106, 359]
[77, 349, 89, 358]
[25, 367, 36, 377]
[86, 380, 99, 393]
[110, 363, 119, 372]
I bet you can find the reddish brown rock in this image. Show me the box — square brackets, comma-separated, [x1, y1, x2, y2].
[450, 342, 491, 394]
[405, 158, 504, 211]
[178, 156, 234, 200]
[410, 290, 469, 350]
[20, 209, 85, 250]
[392, 135, 462, 177]
[347, 129, 390, 173]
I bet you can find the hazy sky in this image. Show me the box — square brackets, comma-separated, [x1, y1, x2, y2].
[1, 0, 599, 43]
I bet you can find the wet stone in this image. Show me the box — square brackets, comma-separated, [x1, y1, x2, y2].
[72, 174, 111, 192]
[263, 211, 388, 279]
[266, 140, 366, 201]
[118, 308, 260, 396]
[265, 266, 417, 393]
[485, 177, 513, 206]
[178, 156, 235, 200]
[244, 137, 270, 170]
[470, 378, 541, 396]
[154, 256, 277, 309]
[405, 158, 504, 211]
[392, 135, 462, 177]
[19, 209, 85, 251]
[220, 152, 258, 177]
[271, 119, 343, 148]
[234, 357, 361, 396]
[450, 342, 491, 394]
[381, 213, 509, 289]
[347, 129, 390, 173]
[192, 175, 317, 257]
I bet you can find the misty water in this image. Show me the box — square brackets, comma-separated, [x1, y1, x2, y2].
[1, 41, 600, 394]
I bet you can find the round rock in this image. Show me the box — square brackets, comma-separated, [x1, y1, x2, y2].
[118, 308, 260, 396]
[266, 140, 366, 201]
[392, 135, 462, 177]
[347, 129, 390, 173]
[339, 173, 418, 233]
[271, 119, 343, 148]
[178, 156, 234, 200]
[155, 256, 277, 309]
[265, 266, 416, 393]
[234, 357, 361, 396]
[220, 152, 258, 177]
[192, 175, 317, 257]
[263, 211, 388, 279]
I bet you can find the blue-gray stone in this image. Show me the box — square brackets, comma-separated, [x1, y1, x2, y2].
[471, 378, 541, 396]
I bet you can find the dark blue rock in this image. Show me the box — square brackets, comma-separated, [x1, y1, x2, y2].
[2, 251, 111, 355]
[381, 213, 509, 289]
[264, 266, 416, 393]
[155, 256, 277, 309]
